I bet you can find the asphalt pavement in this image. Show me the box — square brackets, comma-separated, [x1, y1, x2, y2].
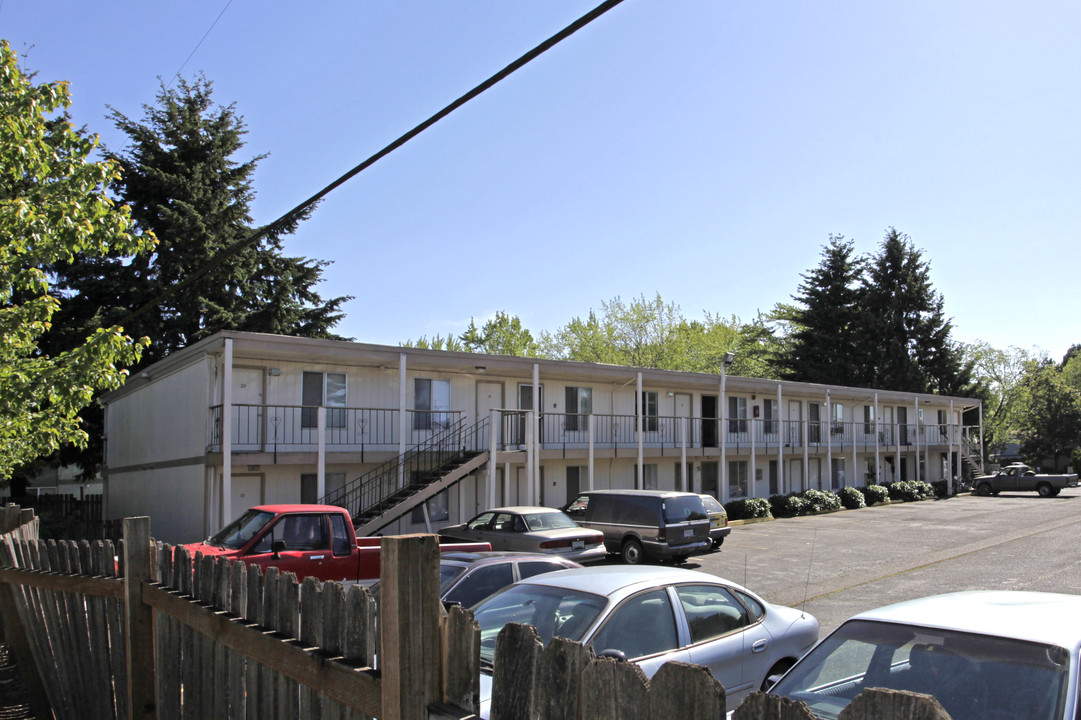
[683, 488, 1081, 636]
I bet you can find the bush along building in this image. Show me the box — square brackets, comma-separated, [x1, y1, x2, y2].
[101, 332, 984, 543]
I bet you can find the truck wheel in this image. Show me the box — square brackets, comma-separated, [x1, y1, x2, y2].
[1037, 483, 1053, 498]
[976, 483, 992, 497]
[621, 539, 644, 565]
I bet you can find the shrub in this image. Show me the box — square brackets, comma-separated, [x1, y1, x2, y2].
[724, 497, 772, 521]
[887, 480, 935, 502]
[769, 493, 806, 518]
[801, 489, 841, 514]
[861, 484, 890, 505]
[839, 486, 866, 510]
[931, 480, 950, 497]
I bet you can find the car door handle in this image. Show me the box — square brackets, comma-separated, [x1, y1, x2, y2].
[752, 639, 768, 654]
[310, 555, 324, 560]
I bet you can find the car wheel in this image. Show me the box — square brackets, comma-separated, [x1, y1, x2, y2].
[976, 483, 992, 497]
[1050, 487, 1061, 497]
[621, 538, 644, 565]
[1037, 483, 1053, 498]
[762, 659, 795, 691]
[673, 554, 689, 564]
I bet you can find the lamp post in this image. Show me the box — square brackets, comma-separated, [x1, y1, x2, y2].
[720, 352, 735, 502]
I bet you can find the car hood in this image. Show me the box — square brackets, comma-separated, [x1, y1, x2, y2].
[184, 541, 240, 558]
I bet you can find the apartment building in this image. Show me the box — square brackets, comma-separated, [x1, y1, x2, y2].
[101, 331, 983, 543]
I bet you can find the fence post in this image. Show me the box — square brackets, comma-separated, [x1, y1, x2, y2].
[380, 534, 441, 720]
[124, 516, 156, 719]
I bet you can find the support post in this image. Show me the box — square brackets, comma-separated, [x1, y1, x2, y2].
[124, 516, 156, 720]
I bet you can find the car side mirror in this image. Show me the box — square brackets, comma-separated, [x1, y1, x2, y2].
[597, 649, 628, 662]
[271, 539, 286, 558]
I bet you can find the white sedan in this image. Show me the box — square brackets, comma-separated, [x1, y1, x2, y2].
[472, 565, 819, 717]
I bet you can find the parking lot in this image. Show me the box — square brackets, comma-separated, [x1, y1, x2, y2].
[684, 488, 1081, 635]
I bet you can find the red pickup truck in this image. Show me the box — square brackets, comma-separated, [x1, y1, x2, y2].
[186, 504, 490, 584]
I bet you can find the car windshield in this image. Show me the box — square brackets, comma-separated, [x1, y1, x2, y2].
[472, 584, 607, 666]
[770, 619, 1070, 720]
[522, 512, 576, 531]
[205, 509, 274, 549]
[663, 497, 707, 522]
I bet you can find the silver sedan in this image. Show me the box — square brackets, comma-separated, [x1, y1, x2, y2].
[439, 506, 606, 563]
[472, 565, 819, 717]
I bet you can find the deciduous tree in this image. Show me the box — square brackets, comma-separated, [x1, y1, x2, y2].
[0, 42, 154, 480]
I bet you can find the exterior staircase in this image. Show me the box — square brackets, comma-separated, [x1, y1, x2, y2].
[320, 416, 489, 537]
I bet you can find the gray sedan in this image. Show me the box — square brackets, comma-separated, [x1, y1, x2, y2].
[440, 506, 606, 563]
[472, 565, 820, 717]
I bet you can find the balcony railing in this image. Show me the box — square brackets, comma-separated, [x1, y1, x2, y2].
[207, 405, 966, 457]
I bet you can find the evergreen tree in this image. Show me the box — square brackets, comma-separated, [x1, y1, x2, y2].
[52, 75, 350, 367]
[778, 235, 866, 385]
[44, 75, 350, 476]
[859, 228, 974, 394]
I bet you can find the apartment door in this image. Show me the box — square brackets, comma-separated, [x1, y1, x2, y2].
[808, 403, 821, 444]
[702, 395, 718, 448]
[881, 406, 894, 445]
[232, 368, 264, 451]
[788, 459, 803, 493]
[897, 406, 909, 445]
[517, 384, 543, 445]
[476, 382, 503, 448]
[701, 462, 719, 498]
[674, 393, 693, 446]
[788, 400, 802, 446]
[231, 474, 263, 513]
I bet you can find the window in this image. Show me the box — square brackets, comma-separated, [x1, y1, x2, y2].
[762, 399, 778, 435]
[863, 405, 875, 436]
[728, 396, 747, 434]
[938, 409, 948, 438]
[768, 460, 779, 495]
[414, 378, 451, 431]
[591, 589, 677, 660]
[831, 458, 845, 490]
[808, 402, 821, 443]
[728, 460, 748, 498]
[445, 564, 514, 608]
[675, 584, 748, 643]
[634, 463, 659, 490]
[565, 387, 592, 432]
[255, 513, 327, 553]
[302, 371, 347, 429]
[831, 402, 845, 435]
[639, 391, 659, 432]
[410, 480, 449, 523]
[300, 472, 345, 504]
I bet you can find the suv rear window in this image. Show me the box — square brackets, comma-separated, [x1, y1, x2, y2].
[663, 496, 707, 523]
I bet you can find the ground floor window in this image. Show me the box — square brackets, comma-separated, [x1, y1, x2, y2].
[831, 458, 845, 490]
[728, 460, 748, 498]
[768, 460, 779, 495]
[634, 463, 658, 490]
[410, 490, 449, 524]
[300, 472, 345, 504]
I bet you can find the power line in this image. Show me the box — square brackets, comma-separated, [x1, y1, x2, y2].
[117, 0, 627, 331]
[165, 0, 234, 90]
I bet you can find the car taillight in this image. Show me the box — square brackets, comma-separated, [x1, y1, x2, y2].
[656, 527, 666, 541]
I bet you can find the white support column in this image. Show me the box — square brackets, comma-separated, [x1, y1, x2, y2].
[588, 415, 595, 490]
[398, 353, 407, 489]
[874, 393, 881, 485]
[221, 339, 233, 531]
[680, 417, 688, 493]
[914, 397, 921, 484]
[720, 376, 727, 503]
[533, 364, 541, 503]
[803, 401, 809, 492]
[526, 411, 535, 505]
[777, 384, 784, 494]
[636, 372, 644, 488]
[317, 407, 326, 500]
[750, 399, 757, 497]
[825, 389, 832, 491]
[949, 400, 955, 495]
[488, 409, 499, 509]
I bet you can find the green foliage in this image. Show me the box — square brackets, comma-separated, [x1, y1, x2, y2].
[962, 342, 1040, 461]
[768, 494, 806, 518]
[800, 489, 841, 513]
[460, 312, 539, 356]
[0, 41, 153, 480]
[402, 334, 465, 352]
[861, 484, 890, 505]
[886, 480, 934, 502]
[724, 497, 772, 520]
[1015, 361, 1081, 471]
[838, 486, 866, 509]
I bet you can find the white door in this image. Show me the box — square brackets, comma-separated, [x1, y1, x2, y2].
[477, 382, 503, 447]
[232, 368, 264, 450]
[788, 459, 803, 493]
[788, 400, 802, 446]
[674, 393, 693, 445]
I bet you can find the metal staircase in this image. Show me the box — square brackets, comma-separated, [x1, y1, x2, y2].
[960, 434, 985, 480]
[320, 416, 490, 537]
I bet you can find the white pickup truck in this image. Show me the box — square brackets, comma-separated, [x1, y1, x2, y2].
[973, 463, 1079, 497]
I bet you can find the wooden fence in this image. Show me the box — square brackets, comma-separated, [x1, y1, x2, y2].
[0, 505, 949, 720]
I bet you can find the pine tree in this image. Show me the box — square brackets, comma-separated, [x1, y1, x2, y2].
[44, 74, 350, 476]
[778, 235, 866, 385]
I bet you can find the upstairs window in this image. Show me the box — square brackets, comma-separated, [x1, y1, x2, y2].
[565, 386, 592, 432]
[414, 378, 451, 430]
[302, 371, 346, 429]
[640, 391, 659, 432]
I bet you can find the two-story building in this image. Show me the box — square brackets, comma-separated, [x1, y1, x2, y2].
[101, 331, 984, 543]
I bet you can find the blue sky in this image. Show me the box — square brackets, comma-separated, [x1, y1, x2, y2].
[4, 1, 1079, 362]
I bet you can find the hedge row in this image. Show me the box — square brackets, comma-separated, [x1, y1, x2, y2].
[724, 480, 936, 521]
